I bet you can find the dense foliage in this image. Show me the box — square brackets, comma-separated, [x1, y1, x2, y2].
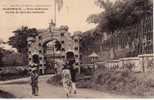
[8, 26, 39, 65]
[80, 0, 153, 61]
[87, 0, 153, 33]
[0, 46, 22, 67]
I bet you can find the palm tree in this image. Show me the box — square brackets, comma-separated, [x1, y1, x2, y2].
[86, 0, 153, 58]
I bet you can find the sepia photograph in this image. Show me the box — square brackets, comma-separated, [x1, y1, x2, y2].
[0, 0, 153, 98]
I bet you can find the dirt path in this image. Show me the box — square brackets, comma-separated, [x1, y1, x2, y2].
[0, 75, 128, 98]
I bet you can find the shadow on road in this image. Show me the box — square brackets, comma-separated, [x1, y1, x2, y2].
[0, 90, 16, 98]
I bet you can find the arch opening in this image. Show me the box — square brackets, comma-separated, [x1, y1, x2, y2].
[42, 39, 62, 53]
[42, 39, 63, 73]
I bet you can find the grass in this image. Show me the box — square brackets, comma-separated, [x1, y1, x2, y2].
[89, 66, 154, 97]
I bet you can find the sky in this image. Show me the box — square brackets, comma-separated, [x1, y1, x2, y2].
[0, 0, 103, 42]
[0, 0, 108, 51]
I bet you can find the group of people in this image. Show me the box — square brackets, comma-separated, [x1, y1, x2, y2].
[29, 58, 80, 96]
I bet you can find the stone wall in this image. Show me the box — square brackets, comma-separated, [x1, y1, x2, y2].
[96, 54, 154, 72]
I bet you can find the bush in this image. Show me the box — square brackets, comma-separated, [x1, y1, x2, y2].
[89, 66, 154, 97]
[2, 52, 23, 67]
[0, 66, 28, 81]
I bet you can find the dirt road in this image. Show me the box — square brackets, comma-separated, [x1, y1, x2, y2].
[0, 75, 128, 98]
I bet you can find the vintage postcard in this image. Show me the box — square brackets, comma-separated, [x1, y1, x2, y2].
[0, 0, 153, 98]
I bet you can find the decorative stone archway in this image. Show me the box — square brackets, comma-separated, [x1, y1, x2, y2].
[27, 21, 81, 74]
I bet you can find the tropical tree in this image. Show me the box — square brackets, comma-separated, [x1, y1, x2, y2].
[0, 39, 5, 67]
[87, 0, 152, 33]
[87, 0, 122, 32]
[85, 0, 153, 59]
[2, 51, 23, 66]
[0, 47, 13, 67]
[8, 26, 39, 65]
[0, 48, 4, 67]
